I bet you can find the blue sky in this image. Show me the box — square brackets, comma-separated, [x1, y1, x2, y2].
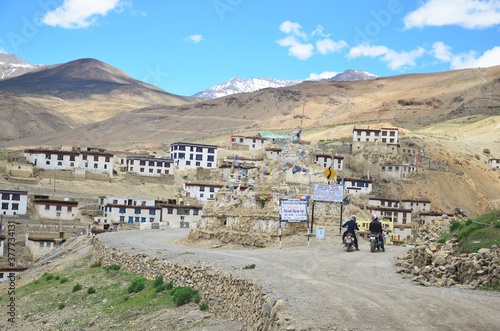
[1, 0, 499, 96]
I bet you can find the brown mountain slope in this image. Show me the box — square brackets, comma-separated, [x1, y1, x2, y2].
[4, 65, 499, 151]
[0, 58, 195, 140]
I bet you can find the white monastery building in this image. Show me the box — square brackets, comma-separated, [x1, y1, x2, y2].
[169, 142, 218, 170]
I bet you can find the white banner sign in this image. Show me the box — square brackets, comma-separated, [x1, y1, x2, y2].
[280, 199, 308, 222]
[312, 184, 344, 202]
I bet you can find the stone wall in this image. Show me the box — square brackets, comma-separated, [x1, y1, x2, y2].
[395, 217, 500, 288]
[92, 238, 290, 331]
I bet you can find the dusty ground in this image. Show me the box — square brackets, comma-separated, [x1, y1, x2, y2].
[2, 228, 500, 331]
[97, 229, 500, 331]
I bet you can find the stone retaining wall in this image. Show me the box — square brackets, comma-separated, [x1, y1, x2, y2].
[396, 217, 500, 288]
[92, 238, 291, 331]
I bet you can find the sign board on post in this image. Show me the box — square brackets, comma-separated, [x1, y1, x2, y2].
[312, 184, 344, 202]
[280, 199, 309, 222]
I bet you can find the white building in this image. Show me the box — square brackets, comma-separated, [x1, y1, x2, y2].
[488, 158, 500, 169]
[33, 199, 79, 221]
[0, 189, 28, 216]
[401, 199, 431, 214]
[124, 156, 174, 177]
[183, 182, 223, 204]
[230, 134, 268, 150]
[366, 205, 413, 224]
[97, 196, 160, 224]
[170, 142, 218, 170]
[265, 147, 282, 160]
[368, 197, 400, 209]
[161, 204, 203, 228]
[0, 268, 29, 283]
[314, 153, 344, 170]
[352, 127, 399, 144]
[343, 178, 373, 196]
[379, 163, 417, 179]
[24, 147, 114, 175]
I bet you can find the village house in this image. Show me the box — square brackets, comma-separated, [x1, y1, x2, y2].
[25, 232, 72, 260]
[230, 134, 268, 150]
[183, 182, 224, 204]
[366, 205, 413, 224]
[0, 189, 28, 216]
[32, 198, 79, 221]
[351, 127, 400, 151]
[122, 155, 174, 177]
[488, 158, 500, 169]
[401, 198, 432, 214]
[0, 267, 29, 283]
[343, 177, 373, 196]
[418, 211, 454, 224]
[314, 153, 344, 170]
[368, 196, 400, 209]
[169, 142, 218, 170]
[265, 147, 282, 160]
[379, 163, 417, 179]
[161, 203, 203, 228]
[97, 196, 161, 225]
[24, 147, 114, 176]
[257, 132, 292, 145]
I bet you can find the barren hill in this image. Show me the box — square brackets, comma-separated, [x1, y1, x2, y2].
[0, 58, 195, 140]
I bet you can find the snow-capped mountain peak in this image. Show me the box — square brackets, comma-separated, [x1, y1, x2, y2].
[192, 76, 303, 99]
[0, 53, 44, 80]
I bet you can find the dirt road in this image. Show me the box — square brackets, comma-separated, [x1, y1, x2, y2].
[99, 229, 500, 331]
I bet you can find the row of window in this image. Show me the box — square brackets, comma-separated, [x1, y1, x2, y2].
[1, 203, 20, 210]
[1, 194, 21, 201]
[172, 146, 216, 153]
[128, 160, 172, 167]
[42, 154, 111, 162]
[173, 153, 215, 162]
[128, 167, 169, 174]
[105, 207, 199, 216]
[43, 205, 73, 211]
[43, 161, 109, 169]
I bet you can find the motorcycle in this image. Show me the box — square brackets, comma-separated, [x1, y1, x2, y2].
[370, 232, 382, 252]
[344, 232, 355, 252]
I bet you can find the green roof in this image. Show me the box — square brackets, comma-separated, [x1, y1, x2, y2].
[258, 132, 290, 139]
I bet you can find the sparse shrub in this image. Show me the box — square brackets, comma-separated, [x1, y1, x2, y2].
[483, 148, 491, 155]
[450, 221, 463, 232]
[55, 275, 60, 280]
[60, 277, 69, 284]
[104, 264, 120, 271]
[164, 282, 174, 290]
[243, 263, 256, 270]
[474, 154, 480, 160]
[171, 286, 199, 306]
[72, 283, 83, 292]
[438, 232, 450, 243]
[199, 302, 209, 311]
[153, 276, 164, 288]
[87, 287, 96, 294]
[58, 303, 65, 310]
[494, 222, 500, 229]
[127, 277, 146, 293]
[91, 261, 101, 268]
[44, 273, 54, 281]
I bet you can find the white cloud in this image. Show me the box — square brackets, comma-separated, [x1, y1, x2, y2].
[404, 0, 500, 29]
[349, 44, 425, 70]
[316, 39, 347, 55]
[277, 36, 314, 60]
[431, 41, 500, 69]
[306, 71, 339, 80]
[42, 0, 121, 29]
[277, 21, 347, 60]
[186, 34, 203, 43]
[279, 21, 307, 39]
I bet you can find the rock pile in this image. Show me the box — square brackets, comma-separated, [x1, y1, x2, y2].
[396, 217, 499, 288]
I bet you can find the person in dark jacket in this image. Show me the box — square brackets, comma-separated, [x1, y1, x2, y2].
[369, 214, 385, 252]
[342, 215, 360, 250]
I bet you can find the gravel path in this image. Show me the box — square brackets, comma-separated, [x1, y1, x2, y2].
[99, 229, 500, 331]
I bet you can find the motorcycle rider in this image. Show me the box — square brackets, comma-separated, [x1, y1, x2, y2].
[342, 215, 360, 251]
[369, 214, 385, 252]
